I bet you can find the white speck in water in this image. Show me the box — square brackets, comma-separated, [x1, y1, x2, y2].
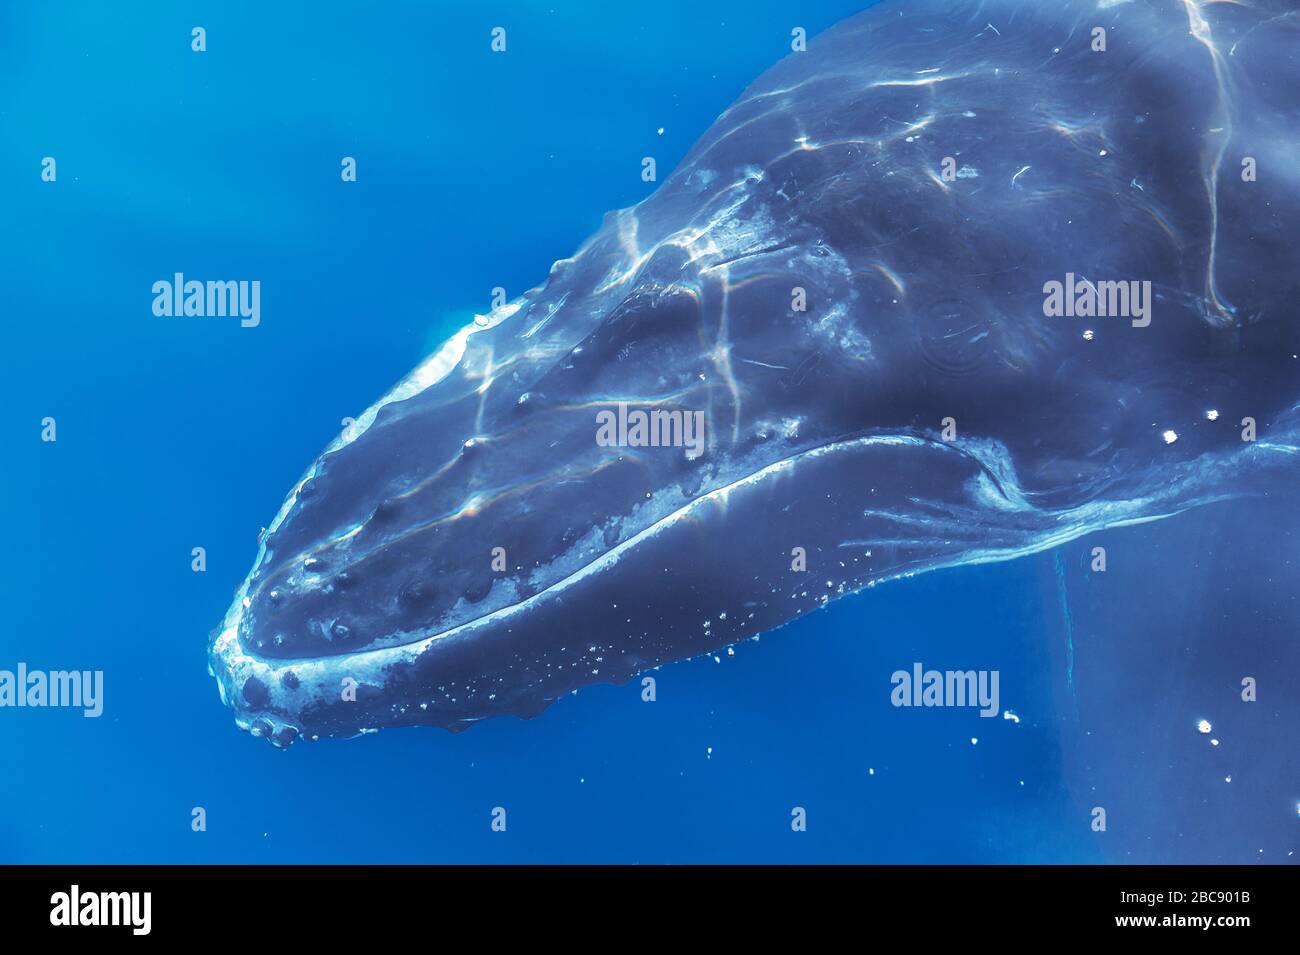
[1224, 775, 1232, 783]
[1162, 429, 1178, 444]
[1083, 329, 1094, 341]
[1206, 409, 1219, 421]
[1099, 149, 1108, 156]
[868, 767, 875, 776]
[1003, 710, 1020, 724]
[1197, 719, 1212, 734]
[970, 737, 979, 745]
[1211, 738, 1220, 746]
[657, 127, 664, 135]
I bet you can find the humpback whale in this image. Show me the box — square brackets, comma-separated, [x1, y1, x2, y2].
[209, 0, 1300, 746]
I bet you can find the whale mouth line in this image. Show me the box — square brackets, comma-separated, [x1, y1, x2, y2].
[210, 416, 1298, 740]
[222, 422, 1223, 676]
[219, 431, 969, 671]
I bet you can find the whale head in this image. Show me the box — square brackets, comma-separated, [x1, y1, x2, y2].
[210, 0, 1300, 745]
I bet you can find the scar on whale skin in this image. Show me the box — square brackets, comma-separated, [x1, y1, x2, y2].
[209, 0, 1300, 745]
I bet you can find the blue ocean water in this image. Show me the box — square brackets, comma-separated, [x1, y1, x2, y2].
[3, 1, 1296, 864]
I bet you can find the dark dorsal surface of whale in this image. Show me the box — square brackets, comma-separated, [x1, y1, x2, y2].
[210, 0, 1300, 745]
